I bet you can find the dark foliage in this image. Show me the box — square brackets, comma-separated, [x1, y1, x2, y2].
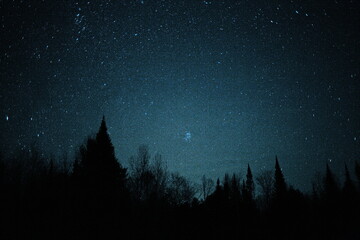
[0, 118, 359, 240]
[273, 156, 287, 201]
[244, 164, 255, 201]
[343, 164, 356, 199]
[355, 161, 360, 191]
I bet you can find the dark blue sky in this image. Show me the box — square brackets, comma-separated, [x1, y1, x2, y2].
[1, 0, 359, 191]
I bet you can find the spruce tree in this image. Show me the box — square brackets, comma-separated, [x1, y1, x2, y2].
[343, 164, 355, 192]
[0, 152, 4, 187]
[273, 156, 287, 200]
[223, 173, 230, 201]
[343, 163, 356, 201]
[245, 164, 254, 200]
[75, 116, 127, 195]
[355, 161, 360, 191]
[216, 178, 221, 191]
[230, 174, 241, 201]
[324, 164, 339, 200]
[95, 116, 127, 185]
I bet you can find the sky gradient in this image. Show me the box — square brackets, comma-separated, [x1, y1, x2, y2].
[1, 0, 359, 191]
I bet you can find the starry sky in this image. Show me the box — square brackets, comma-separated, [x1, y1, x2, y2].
[1, 0, 359, 191]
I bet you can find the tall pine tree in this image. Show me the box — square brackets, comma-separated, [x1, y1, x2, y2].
[355, 161, 360, 191]
[324, 164, 339, 200]
[71, 117, 130, 236]
[342, 163, 356, 207]
[74, 116, 127, 196]
[343, 164, 355, 195]
[245, 164, 255, 201]
[273, 156, 287, 200]
[96, 116, 127, 185]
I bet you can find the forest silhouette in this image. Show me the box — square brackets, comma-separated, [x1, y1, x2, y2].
[0, 117, 359, 239]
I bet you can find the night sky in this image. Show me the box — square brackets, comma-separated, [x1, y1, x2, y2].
[1, 0, 359, 191]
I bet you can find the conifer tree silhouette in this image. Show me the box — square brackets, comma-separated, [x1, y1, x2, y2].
[211, 178, 224, 204]
[245, 164, 255, 200]
[74, 116, 128, 209]
[216, 178, 221, 192]
[95, 116, 127, 185]
[76, 116, 127, 182]
[71, 116, 129, 237]
[273, 156, 287, 200]
[343, 163, 355, 196]
[230, 173, 241, 201]
[223, 173, 230, 201]
[324, 164, 339, 201]
[0, 152, 4, 186]
[342, 163, 357, 218]
[201, 175, 215, 200]
[355, 161, 360, 191]
[256, 170, 274, 208]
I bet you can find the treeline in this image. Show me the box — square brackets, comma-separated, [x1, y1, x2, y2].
[0, 117, 359, 239]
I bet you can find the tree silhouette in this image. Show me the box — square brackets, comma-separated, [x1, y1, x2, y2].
[201, 175, 214, 200]
[324, 164, 339, 200]
[72, 116, 129, 237]
[1, 116, 360, 239]
[273, 156, 287, 200]
[223, 173, 230, 201]
[256, 170, 274, 209]
[128, 145, 156, 202]
[207, 178, 225, 206]
[96, 116, 127, 184]
[167, 172, 196, 206]
[343, 163, 356, 197]
[355, 161, 360, 191]
[75, 116, 127, 188]
[151, 153, 168, 201]
[230, 173, 241, 202]
[0, 152, 4, 186]
[244, 164, 254, 201]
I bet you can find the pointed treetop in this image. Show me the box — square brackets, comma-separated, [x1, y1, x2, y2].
[326, 163, 336, 183]
[245, 164, 255, 199]
[275, 156, 283, 173]
[324, 163, 339, 197]
[343, 163, 355, 193]
[95, 116, 116, 159]
[215, 178, 222, 192]
[325, 163, 334, 179]
[275, 155, 280, 168]
[355, 161, 360, 191]
[274, 156, 287, 198]
[275, 156, 284, 177]
[326, 163, 331, 172]
[344, 163, 352, 186]
[247, 164, 253, 178]
[344, 163, 350, 179]
[100, 115, 107, 130]
[355, 161, 360, 178]
[97, 115, 109, 140]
